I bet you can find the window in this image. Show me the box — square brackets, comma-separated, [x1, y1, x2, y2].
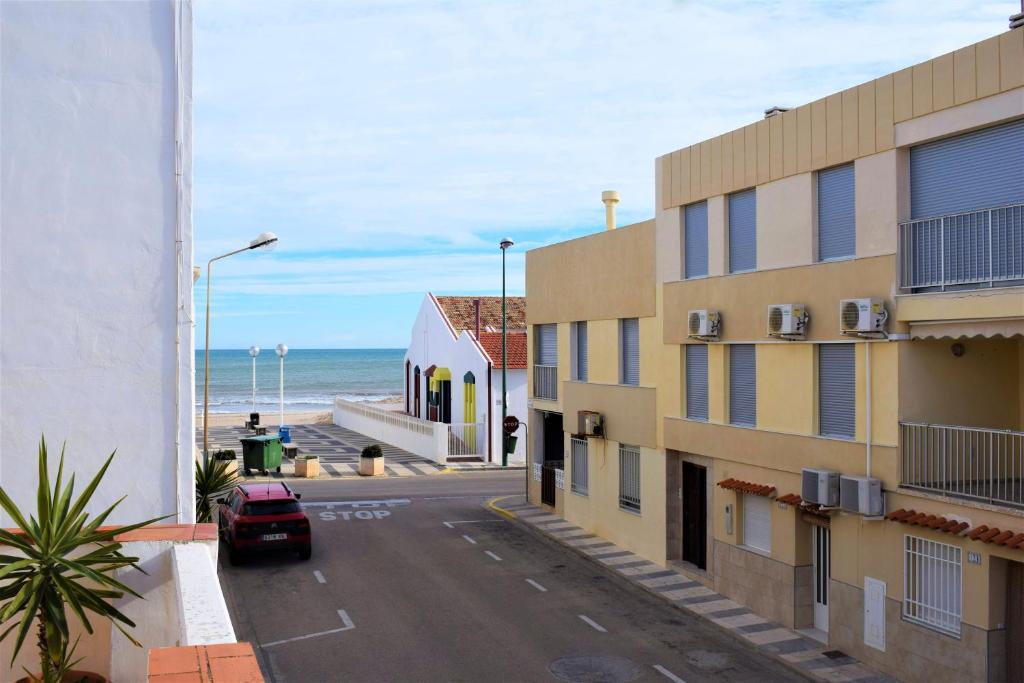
[741, 494, 771, 554]
[536, 324, 557, 366]
[570, 437, 588, 495]
[903, 535, 962, 636]
[684, 201, 708, 279]
[818, 163, 855, 261]
[620, 318, 639, 386]
[685, 344, 708, 421]
[534, 324, 558, 400]
[818, 344, 855, 439]
[618, 445, 641, 513]
[728, 189, 756, 273]
[729, 344, 756, 427]
[572, 321, 588, 382]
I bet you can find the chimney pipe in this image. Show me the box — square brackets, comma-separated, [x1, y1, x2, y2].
[1011, 3, 1023, 29]
[474, 298, 481, 338]
[602, 190, 620, 230]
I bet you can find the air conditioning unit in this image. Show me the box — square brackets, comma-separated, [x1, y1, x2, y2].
[578, 410, 604, 437]
[839, 475, 883, 516]
[767, 304, 808, 338]
[688, 309, 721, 339]
[839, 298, 888, 335]
[801, 468, 839, 507]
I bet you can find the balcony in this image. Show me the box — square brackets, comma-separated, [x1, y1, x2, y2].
[898, 203, 1024, 291]
[900, 422, 1024, 509]
[534, 364, 558, 400]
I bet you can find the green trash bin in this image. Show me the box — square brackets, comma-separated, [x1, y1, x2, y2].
[240, 435, 283, 476]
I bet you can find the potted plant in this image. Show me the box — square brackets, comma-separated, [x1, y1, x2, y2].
[212, 449, 238, 476]
[358, 444, 384, 476]
[195, 458, 239, 524]
[294, 454, 320, 478]
[0, 437, 167, 683]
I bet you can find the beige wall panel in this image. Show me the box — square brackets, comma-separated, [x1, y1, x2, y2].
[655, 205, 682, 284]
[893, 67, 913, 122]
[854, 341, 898, 446]
[841, 87, 859, 161]
[811, 99, 827, 169]
[710, 136, 723, 196]
[954, 45, 978, 105]
[782, 109, 798, 176]
[1000, 28, 1024, 91]
[796, 104, 812, 172]
[678, 148, 691, 207]
[874, 75, 895, 150]
[662, 256, 897, 344]
[977, 35, 1001, 98]
[638, 316, 660, 388]
[587, 319, 619, 385]
[562, 383, 658, 449]
[756, 120, 770, 185]
[756, 173, 814, 270]
[896, 285, 1024, 323]
[912, 61, 933, 118]
[690, 143, 701, 201]
[769, 113, 784, 180]
[855, 150, 899, 258]
[669, 151, 680, 207]
[932, 52, 955, 111]
[658, 156, 669, 210]
[527, 220, 656, 324]
[756, 344, 815, 434]
[700, 140, 713, 198]
[894, 88, 1024, 148]
[721, 132, 734, 194]
[744, 124, 757, 189]
[732, 129, 745, 190]
[707, 343, 726, 423]
[825, 93, 843, 167]
[707, 195, 727, 277]
[857, 82, 876, 157]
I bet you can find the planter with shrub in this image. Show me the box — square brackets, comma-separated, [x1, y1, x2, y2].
[358, 444, 384, 476]
[294, 454, 320, 478]
[212, 449, 238, 476]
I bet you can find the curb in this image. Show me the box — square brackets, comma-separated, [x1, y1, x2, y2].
[485, 496, 518, 522]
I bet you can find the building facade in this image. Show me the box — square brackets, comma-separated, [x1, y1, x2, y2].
[528, 26, 1024, 683]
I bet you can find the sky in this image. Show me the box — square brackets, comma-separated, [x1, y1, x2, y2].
[193, 0, 1017, 349]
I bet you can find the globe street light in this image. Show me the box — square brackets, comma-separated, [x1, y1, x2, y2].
[248, 345, 260, 414]
[500, 237, 514, 467]
[201, 231, 278, 464]
[276, 343, 288, 428]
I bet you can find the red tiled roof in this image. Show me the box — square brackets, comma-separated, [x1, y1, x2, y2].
[434, 295, 526, 334]
[885, 509, 970, 535]
[478, 331, 527, 369]
[968, 525, 1024, 550]
[717, 478, 776, 497]
[777, 493, 802, 505]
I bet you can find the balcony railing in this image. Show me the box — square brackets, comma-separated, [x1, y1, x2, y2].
[534, 364, 558, 400]
[898, 203, 1024, 291]
[900, 422, 1024, 508]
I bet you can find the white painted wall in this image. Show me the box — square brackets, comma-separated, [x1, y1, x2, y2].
[334, 398, 449, 464]
[0, 0, 195, 524]
[490, 367, 527, 463]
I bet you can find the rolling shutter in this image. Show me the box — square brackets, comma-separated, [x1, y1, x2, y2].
[574, 322, 588, 381]
[729, 189, 757, 273]
[684, 201, 709, 278]
[819, 344, 855, 439]
[729, 344, 756, 427]
[818, 163, 856, 261]
[743, 494, 771, 553]
[620, 318, 639, 386]
[910, 118, 1024, 220]
[686, 344, 708, 421]
[537, 324, 557, 366]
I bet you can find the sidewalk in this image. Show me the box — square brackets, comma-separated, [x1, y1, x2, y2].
[490, 495, 895, 683]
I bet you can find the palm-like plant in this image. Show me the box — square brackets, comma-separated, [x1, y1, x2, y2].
[195, 458, 239, 524]
[0, 437, 167, 682]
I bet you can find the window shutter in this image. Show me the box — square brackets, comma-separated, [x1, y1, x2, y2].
[819, 344, 855, 439]
[620, 318, 639, 385]
[686, 344, 708, 420]
[729, 189, 757, 273]
[537, 324, 557, 366]
[910, 118, 1024, 220]
[576, 322, 588, 381]
[684, 201, 709, 278]
[729, 344, 756, 427]
[818, 163, 856, 261]
[742, 494, 771, 553]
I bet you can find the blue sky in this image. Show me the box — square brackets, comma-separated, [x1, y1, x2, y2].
[193, 0, 1015, 349]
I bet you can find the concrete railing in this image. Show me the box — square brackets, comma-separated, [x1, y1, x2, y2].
[334, 397, 449, 464]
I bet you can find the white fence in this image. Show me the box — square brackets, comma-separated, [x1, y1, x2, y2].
[448, 422, 486, 458]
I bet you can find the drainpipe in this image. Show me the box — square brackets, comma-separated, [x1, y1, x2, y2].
[474, 298, 481, 338]
[866, 342, 872, 478]
[602, 190, 619, 231]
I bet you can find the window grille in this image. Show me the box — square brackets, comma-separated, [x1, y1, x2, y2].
[903, 535, 962, 637]
[618, 445, 641, 513]
[570, 437, 588, 496]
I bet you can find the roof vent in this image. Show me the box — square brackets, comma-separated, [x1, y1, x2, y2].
[602, 190, 620, 231]
[1011, 10, 1023, 29]
[764, 106, 789, 119]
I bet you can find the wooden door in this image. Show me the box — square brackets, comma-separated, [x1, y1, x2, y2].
[682, 462, 707, 570]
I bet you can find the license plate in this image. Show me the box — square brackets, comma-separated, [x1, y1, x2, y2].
[261, 533, 287, 541]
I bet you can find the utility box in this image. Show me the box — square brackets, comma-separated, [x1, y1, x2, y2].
[240, 435, 283, 476]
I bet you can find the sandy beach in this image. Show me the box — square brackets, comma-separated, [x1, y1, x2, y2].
[198, 397, 404, 428]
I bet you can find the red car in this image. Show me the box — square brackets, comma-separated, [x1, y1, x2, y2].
[217, 482, 312, 565]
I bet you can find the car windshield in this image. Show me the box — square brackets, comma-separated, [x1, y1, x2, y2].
[242, 501, 301, 516]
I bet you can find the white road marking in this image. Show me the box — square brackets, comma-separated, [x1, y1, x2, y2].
[462, 535, 477, 545]
[653, 664, 687, 683]
[318, 509, 392, 522]
[484, 550, 503, 561]
[302, 498, 410, 508]
[313, 570, 326, 584]
[442, 519, 507, 527]
[262, 610, 355, 648]
[578, 615, 607, 633]
[525, 579, 547, 592]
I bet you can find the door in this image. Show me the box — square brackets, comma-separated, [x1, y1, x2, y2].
[439, 380, 452, 424]
[681, 462, 707, 570]
[413, 367, 421, 418]
[813, 525, 831, 632]
[1009, 561, 1024, 682]
[542, 412, 563, 462]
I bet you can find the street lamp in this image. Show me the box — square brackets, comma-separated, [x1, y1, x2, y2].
[276, 343, 288, 428]
[500, 237, 514, 467]
[201, 231, 278, 464]
[248, 346, 260, 414]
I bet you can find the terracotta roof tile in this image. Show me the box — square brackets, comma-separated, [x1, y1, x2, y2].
[777, 493, 802, 505]
[478, 331, 527, 369]
[717, 478, 776, 497]
[885, 509, 969, 535]
[434, 295, 526, 333]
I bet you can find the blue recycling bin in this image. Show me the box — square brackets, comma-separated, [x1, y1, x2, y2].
[278, 426, 292, 444]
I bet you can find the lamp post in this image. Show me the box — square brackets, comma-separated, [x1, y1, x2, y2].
[500, 237, 514, 467]
[248, 346, 260, 413]
[276, 343, 288, 428]
[202, 232, 278, 465]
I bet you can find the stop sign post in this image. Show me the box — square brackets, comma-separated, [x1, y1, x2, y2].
[503, 415, 520, 434]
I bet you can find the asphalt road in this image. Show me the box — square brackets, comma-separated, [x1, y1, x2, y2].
[218, 472, 798, 683]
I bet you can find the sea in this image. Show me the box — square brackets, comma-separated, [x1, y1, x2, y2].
[195, 348, 405, 414]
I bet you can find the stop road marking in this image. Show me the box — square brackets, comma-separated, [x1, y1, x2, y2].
[318, 510, 391, 521]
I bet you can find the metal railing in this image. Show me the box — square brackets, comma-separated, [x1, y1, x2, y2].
[541, 460, 563, 506]
[447, 422, 486, 457]
[898, 203, 1024, 290]
[618, 444, 641, 513]
[534, 364, 558, 400]
[334, 397, 434, 435]
[570, 437, 588, 495]
[900, 422, 1024, 508]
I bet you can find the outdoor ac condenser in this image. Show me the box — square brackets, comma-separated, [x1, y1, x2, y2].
[801, 468, 839, 507]
[839, 475, 883, 516]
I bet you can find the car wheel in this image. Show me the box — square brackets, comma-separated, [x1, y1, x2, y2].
[228, 544, 243, 566]
[298, 545, 312, 561]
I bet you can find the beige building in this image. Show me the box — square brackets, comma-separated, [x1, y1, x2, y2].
[527, 25, 1024, 683]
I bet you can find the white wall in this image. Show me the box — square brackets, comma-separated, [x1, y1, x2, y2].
[490, 367, 527, 463]
[0, 0, 195, 523]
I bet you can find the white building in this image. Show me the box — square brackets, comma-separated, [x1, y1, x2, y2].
[404, 294, 527, 463]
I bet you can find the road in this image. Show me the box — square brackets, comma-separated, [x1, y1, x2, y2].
[218, 471, 798, 683]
